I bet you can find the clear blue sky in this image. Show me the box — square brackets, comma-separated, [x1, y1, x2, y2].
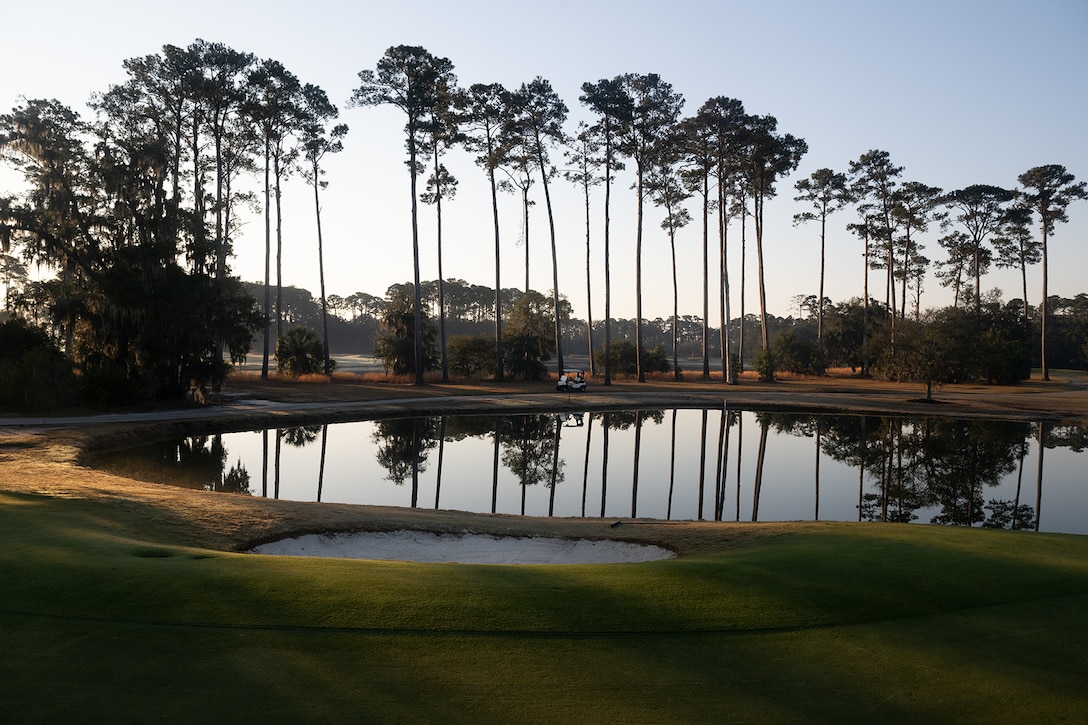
[2, 0, 1085, 321]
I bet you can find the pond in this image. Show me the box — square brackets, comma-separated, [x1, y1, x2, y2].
[91, 410, 1088, 535]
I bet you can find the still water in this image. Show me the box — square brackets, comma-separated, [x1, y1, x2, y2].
[92, 410, 1088, 535]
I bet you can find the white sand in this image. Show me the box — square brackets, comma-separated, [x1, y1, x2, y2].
[251, 530, 675, 564]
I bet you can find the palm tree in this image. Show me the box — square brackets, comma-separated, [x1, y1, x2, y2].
[935, 230, 972, 309]
[849, 150, 902, 331]
[419, 72, 463, 383]
[694, 97, 747, 382]
[421, 163, 458, 381]
[891, 181, 943, 319]
[500, 112, 536, 295]
[847, 208, 882, 374]
[179, 42, 255, 373]
[993, 203, 1041, 329]
[942, 184, 1012, 318]
[732, 185, 750, 374]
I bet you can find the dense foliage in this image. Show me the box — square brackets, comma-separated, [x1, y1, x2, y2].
[373, 286, 439, 376]
[0, 42, 290, 405]
[501, 290, 555, 380]
[0, 318, 78, 411]
[275, 326, 333, 377]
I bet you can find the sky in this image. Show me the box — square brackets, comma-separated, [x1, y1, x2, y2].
[2, 0, 1086, 322]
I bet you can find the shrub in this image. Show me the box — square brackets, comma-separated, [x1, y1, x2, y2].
[770, 330, 823, 376]
[447, 334, 497, 380]
[593, 340, 637, 376]
[78, 358, 144, 407]
[591, 340, 670, 377]
[275, 326, 332, 377]
[752, 348, 776, 381]
[642, 344, 671, 374]
[0, 318, 78, 412]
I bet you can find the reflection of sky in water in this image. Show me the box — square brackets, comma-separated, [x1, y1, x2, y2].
[111, 412, 1088, 535]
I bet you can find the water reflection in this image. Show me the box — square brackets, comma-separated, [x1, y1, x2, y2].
[90, 411, 1088, 535]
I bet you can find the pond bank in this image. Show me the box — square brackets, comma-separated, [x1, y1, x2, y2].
[1, 373, 1085, 555]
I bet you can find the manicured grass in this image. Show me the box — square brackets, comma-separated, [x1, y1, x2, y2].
[3, 490, 1088, 723]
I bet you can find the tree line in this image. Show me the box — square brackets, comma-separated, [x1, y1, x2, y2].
[269, 275, 1088, 394]
[351, 45, 1084, 388]
[0, 40, 1084, 409]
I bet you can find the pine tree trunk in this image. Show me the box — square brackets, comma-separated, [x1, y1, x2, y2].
[635, 171, 645, 383]
[1041, 226, 1049, 381]
[313, 159, 331, 376]
[701, 181, 710, 379]
[489, 164, 504, 381]
[603, 150, 613, 386]
[261, 141, 271, 380]
[583, 175, 594, 376]
[408, 127, 424, 386]
[540, 151, 564, 374]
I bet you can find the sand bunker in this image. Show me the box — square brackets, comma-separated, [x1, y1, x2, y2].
[251, 530, 675, 564]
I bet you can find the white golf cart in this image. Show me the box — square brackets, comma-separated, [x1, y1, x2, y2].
[556, 368, 587, 392]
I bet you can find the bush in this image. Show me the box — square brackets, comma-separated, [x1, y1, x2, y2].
[503, 338, 549, 380]
[0, 317, 52, 361]
[78, 358, 144, 407]
[593, 340, 637, 376]
[979, 328, 1030, 385]
[447, 334, 497, 380]
[275, 326, 332, 377]
[752, 348, 776, 381]
[642, 344, 671, 374]
[770, 330, 823, 376]
[0, 318, 78, 412]
[591, 340, 670, 377]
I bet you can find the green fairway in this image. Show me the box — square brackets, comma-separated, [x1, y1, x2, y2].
[3, 490, 1088, 723]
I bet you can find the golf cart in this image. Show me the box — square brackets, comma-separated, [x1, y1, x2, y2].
[555, 411, 585, 427]
[556, 369, 587, 392]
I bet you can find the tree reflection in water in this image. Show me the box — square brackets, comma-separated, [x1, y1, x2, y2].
[776, 414, 1037, 529]
[316, 424, 329, 502]
[84, 433, 251, 494]
[499, 414, 563, 515]
[372, 418, 439, 508]
[90, 411, 1088, 533]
